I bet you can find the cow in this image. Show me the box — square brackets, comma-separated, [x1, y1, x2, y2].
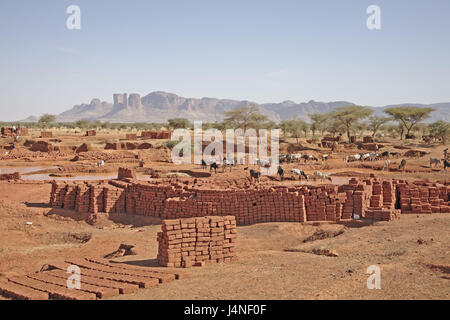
[201, 159, 207, 170]
[255, 158, 272, 167]
[210, 162, 219, 174]
[303, 154, 318, 163]
[399, 159, 407, 171]
[444, 159, 450, 171]
[321, 154, 329, 162]
[291, 169, 308, 181]
[288, 153, 302, 162]
[249, 169, 261, 183]
[346, 154, 361, 163]
[380, 151, 390, 159]
[222, 158, 235, 172]
[430, 157, 441, 168]
[314, 171, 332, 182]
[277, 166, 285, 181]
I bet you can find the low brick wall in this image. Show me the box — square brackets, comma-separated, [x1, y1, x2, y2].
[85, 130, 96, 136]
[141, 131, 171, 139]
[118, 168, 136, 180]
[0, 172, 21, 180]
[157, 216, 237, 267]
[126, 134, 137, 140]
[49, 178, 450, 225]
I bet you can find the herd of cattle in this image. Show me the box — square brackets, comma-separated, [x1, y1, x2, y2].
[199, 149, 450, 184]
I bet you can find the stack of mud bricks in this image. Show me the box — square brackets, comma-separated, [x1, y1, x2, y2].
[75, 184, 91, 214]
[89, 185, 105, 214]
[0, 172, 21, 181]
[85, 130, 96, 136]
[41, 131, 53, 138]
[365, 180, 400, 221]
[103, 186, 126, 214]
[363, 136, 374, 143]
[141, 131, 171, 139]
[337, 178, 372, 219]
[126, 133, 137, 140]
[302, 186, 339, 222]
[157, 216, 236, 268]
[118, 168, 136, 180]
[396, 180, 450, 214]
[1, 127, 15, 136]
[105, 142, 121, 150]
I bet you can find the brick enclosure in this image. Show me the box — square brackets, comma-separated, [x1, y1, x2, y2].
[126, 133, 137, 140]
[0, 172, 21, 181]
[86, 130, 97, 137]
[49, 171, 450, 224]
[141, 131, 171, 139]
[41, 131, 53, 138]
[1, 127, 28, 136]
[157, 216, 237, 267]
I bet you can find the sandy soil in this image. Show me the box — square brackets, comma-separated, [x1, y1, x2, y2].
[0, 130, 449, 300]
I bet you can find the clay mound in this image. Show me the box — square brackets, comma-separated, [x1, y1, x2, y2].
[404, 150, 429, 157]
[138, 143, 153, 149]
[30, 141, 53, 152]
[76, 143, 96, 153]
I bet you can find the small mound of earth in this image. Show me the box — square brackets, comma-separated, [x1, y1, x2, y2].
[302, 229, 345, 243]
[104, 243, 138, 258]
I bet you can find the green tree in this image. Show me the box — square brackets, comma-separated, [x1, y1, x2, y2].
[367, 116, 392, 137]
[384, 106, 434, 138]
[331, 106, 373, 141]
[75, 119, 92, 129]
[223, 104, 268, 131]
[168, 118, 191, 129]
[309, 113, 329, 137]
[38, 114, 56, 128]
[280, 119, 310, 144]
[429, 120, 449, 145]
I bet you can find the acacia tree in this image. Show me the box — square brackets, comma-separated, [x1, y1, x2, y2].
[367, 116, 392, 137]
[330, 106, 373, 141]
[429, 120, 449, 144]
[38, 114, 56, 128]
[280, 119, 309, 144]
[384, 106, 434, 139]
[223, 104, 268, 131]
[167, 118, 191, 129]
[309, 113, 329, 137]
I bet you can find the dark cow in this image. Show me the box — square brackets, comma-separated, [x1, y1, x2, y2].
[399, 159, 407, 171]
[249, 169, 261, 183]
[210, 162, 219, 174]
[380, 151, 389, 159]
[444, 159, 450, 171]
[201, 159, 207, 170]
[277, 166, 285, 181]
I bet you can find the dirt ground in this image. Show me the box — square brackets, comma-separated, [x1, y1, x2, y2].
[0, 129, 449, 300]
[0, 182, 448, 300]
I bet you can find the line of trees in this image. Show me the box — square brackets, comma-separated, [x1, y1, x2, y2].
[2, 104, 448, 144]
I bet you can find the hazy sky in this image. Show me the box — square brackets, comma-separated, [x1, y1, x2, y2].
[1, 0, 449, 121]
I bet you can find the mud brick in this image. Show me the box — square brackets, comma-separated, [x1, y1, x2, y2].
[0, 280, 49, 300]
[9, 276, 97, 300]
